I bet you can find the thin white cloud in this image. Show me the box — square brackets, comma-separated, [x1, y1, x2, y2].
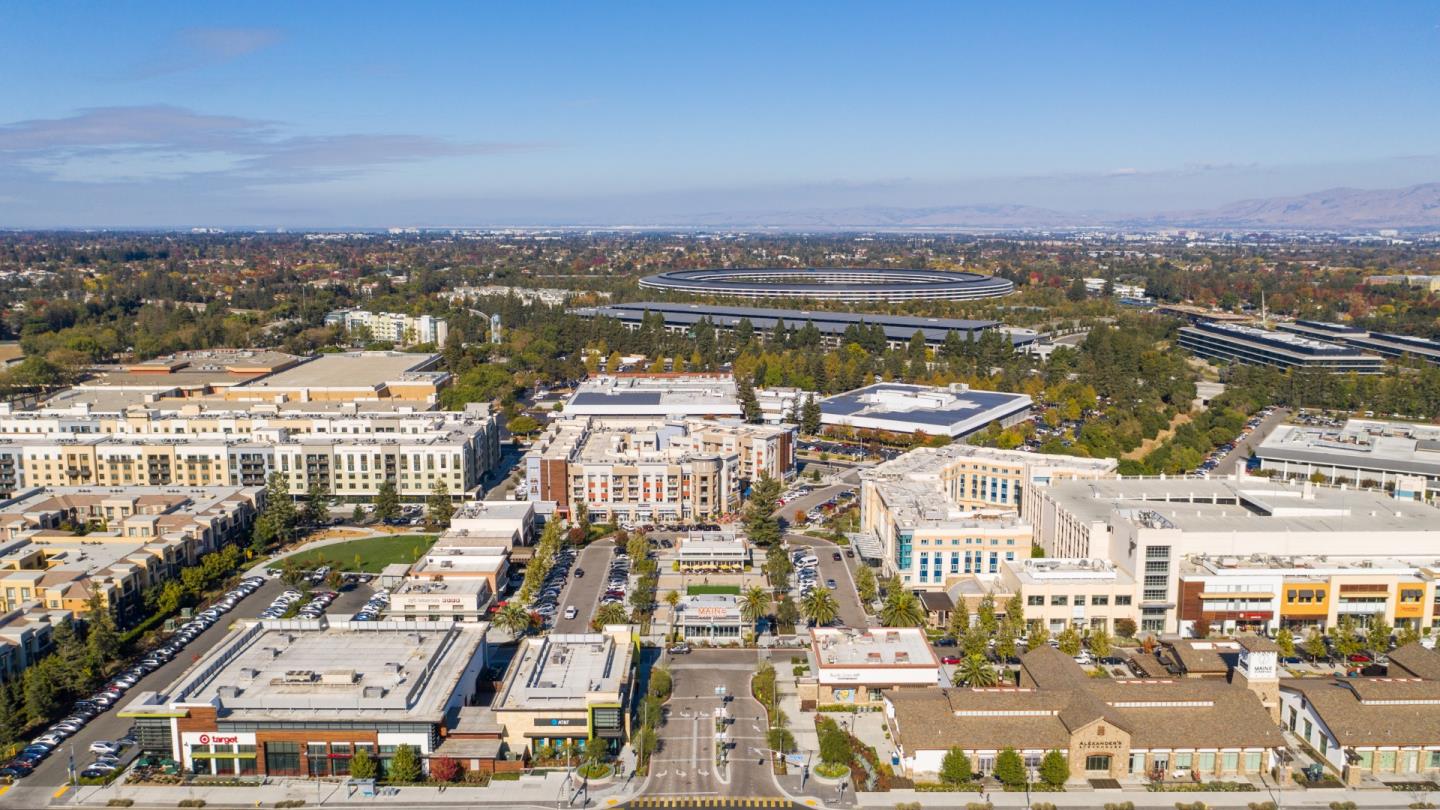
[0, 105, 545, 186]
[127, 27, 283, 79]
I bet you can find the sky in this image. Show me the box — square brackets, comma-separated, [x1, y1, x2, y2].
[0, 1, 1437, 228]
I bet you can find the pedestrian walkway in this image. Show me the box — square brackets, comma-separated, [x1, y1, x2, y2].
[625, 797, 792, 808]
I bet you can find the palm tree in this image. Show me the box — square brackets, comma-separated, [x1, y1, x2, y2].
[495, 603, 534, 638]
[664, 590, 681, 641]
[953, 653, 1000, 687]
[592, 602, 630, 630]
[739, 586, 770, 633]
[880, 590, 926, 628]
[801, 588, 839, 628]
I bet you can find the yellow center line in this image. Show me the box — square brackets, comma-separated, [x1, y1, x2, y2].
[0, 784, 10, 798]
[52, 784, 72, 798]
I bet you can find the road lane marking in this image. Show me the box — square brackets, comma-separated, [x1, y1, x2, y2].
[53, 785, 71, 798]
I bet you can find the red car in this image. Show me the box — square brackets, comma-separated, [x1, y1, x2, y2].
[941, 655, 962, 665]
[1347, 653, 1372, 665]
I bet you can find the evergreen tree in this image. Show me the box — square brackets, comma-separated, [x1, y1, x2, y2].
[976, 594, 997, 635]
[800, 394, 822, 435]
[388, 743, 421, 783]
[1040, 749, 1069, 787]
[85, 593, 120, 673]
[940, 748, 972, 785]
[374, 479, 401, 521]
[349, 746, 377, 779]
[263, 471, 298, 543]
[994, 747, 1026, 787]
[302, 480, 332, 525]
[427, 480, 453, 529]
[738, 379, 762, 424]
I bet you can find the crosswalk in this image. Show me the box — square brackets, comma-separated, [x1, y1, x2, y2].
[626, 797, 792, 808]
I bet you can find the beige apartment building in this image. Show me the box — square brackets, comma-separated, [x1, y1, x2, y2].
[0, 486, 262, 626]
[0, 403, 500, 502]
[523, 417, 795, 522]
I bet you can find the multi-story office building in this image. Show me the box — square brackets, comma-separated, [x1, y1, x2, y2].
[1255, 419, 1440, 497]
[562, 374, 743, 420]
[0, 486, 262, 626]
[820, 383, 1032, 439]
[523, 416, 795, 522]
[119, 620, 489, 777]
[325, 309, 448, 346]
[0, 403, 500, 503]
[1032, 476, 1440, 634]
[1278, 320, 1440, 367]
[393, 501, 539, 621]
[859, 445, 1116, 585]
[1176, 554, 1437, 636]
[998, 558, 1138, 635]
[1177, 321, 1384, 373]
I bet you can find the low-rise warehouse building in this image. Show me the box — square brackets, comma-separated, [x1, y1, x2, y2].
[820, 383, 1031, 439]
[805, 627, 941, 706]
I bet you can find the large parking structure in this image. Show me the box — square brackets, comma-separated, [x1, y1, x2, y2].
[637, 267, 1014, 302]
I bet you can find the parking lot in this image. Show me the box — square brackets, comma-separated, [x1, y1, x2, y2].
[782, 534, 869, 629]
[1202, 406, 1287, 476]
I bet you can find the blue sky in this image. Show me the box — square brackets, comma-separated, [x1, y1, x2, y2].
[0, 1, 1436, 227]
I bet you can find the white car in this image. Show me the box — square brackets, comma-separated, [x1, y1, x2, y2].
[89, 740, 121, 755]
[564, 606, 579, 620]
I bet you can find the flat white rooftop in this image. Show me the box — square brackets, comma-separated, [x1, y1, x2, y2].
[495, 629, 633, 711]
[811, 627, 939, 668]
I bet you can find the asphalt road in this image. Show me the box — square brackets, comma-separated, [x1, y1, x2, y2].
[1212, 407, 1289, 476]
[11, 578, 374, 802]
[645, 649, 781, 802]
[551, 539, 616, 634]
[782, 533, 869, 629]
[772, 484, 853, 525]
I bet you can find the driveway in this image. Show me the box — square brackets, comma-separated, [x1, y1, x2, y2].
[645, 649, 783, 801]
[1213, 407, 1289, 476]
[551, 539, 616, 633]
[782, 533, 869, 629]
[10, 578, 292, 802]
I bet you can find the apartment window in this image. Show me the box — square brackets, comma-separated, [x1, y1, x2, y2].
[1074, 595, 1086, 607]
[1146, 545, 1171, 560]
[1091, 595, 1109, 606]
[1050, 595, 1068, 606]
[1028, 595, 1044, 606]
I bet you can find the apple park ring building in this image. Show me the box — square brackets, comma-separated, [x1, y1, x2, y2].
[637, 267, 1014, 302]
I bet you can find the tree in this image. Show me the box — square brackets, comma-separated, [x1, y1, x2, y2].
[739, 586, 771, 632]
[155, 580, 186, 616]
[994, 747, 1026, 787]
[1026, 625, 1051, 652]
[854, 565, 877, 604]
[279, 556, 306, 588]
[1057, 626, 1083, 657]
[763, 544, 793, 590]
[1275, 627, 1296, 659]
[592, 602, 630, 630]
[263, 471, 298, 544]
[800, 394, 822, 436]
[429, 755, 461, 782]
[880, 589, 926, 628]
[427, 481, 453, 529]
[775, 595, 800, 632]
[374, 479, 401, 522]
[302, 481, 332, 526]
[1066, 277, 1089, 302]
[953, 654, 999, 687]
[325, 569, 345, 592]
[743, 475, 783, 546]
[1366, 617, 1393, 654]
[584, 734, 606, 766]
[84, 594, 119, 669]
[1304, 628, 1328, 661]
[738, 379, 762, 424]
[801, 588, 838, 628]
[351, 504, 366, 524]
[940, 748, 973, 785]
[664, 589, 681, 638]
[1332, 616, 1363, 659]
[1396, 624, 1423, 651]
[388, 743, 421, 783]
[350, 746, 377, 779]
[976, 594, 997, 635]
[495, 603, 534, 637]
[507, 414, 540, 437]
[1088, 628, 1112, 660]
[1114, 617, 1137, 640]
[947, 599, 970, 639]
[1005, 593, 1024, 629]
[994, 620, 1018, 663]
[1192, 618, 1212, 639]
[1040, 749, 1069, 787]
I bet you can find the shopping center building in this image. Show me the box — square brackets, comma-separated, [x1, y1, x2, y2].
[118, 620, 490, 778]
[491, 626, 636, 756]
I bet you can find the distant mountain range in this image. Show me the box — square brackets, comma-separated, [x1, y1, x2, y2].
[674, 182, 1440, 231]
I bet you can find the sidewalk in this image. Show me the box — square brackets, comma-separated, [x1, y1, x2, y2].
[855, 785, 1407, 809]
[67, 769, 644, 808]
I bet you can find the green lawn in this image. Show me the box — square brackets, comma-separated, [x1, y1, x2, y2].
[686, 584, 741, 596]
[270, 534, 437, 574]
